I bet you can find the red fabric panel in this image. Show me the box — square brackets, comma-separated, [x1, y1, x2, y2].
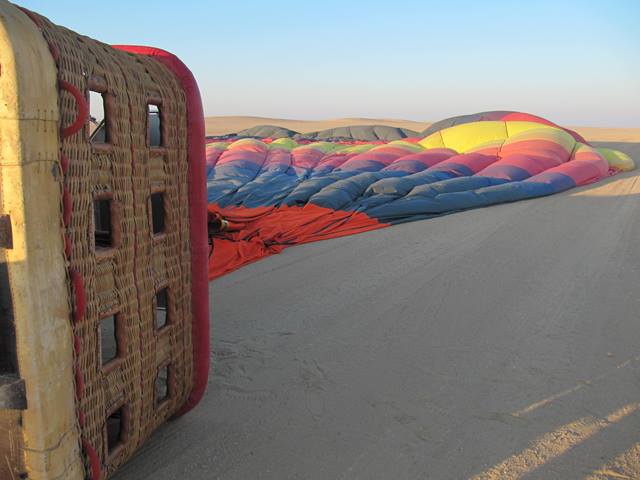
[113, 45, 209, 415]
[208, 204, 387, 279]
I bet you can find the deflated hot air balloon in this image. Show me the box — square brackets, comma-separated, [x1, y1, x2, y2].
[206, 112, 634, 278]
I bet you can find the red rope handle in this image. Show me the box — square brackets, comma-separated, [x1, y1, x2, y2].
[59, 79, 88, 139]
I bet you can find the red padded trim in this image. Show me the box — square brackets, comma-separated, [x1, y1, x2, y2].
[112, 45, 209, 415]
[64, 235, 72, 259]
[70, 269, 86, 323]
[73, 334, 82, 356]
[60, 153, 69, 175]
[75, 367, 84, 398]
[16, 6, 43, 28]
[81, 438, 101, 480]
[62, 186, 72, 227]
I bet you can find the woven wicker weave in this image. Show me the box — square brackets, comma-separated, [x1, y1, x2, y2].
[30, 12, 194, 479]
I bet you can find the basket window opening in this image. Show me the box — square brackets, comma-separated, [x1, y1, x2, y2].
[155, 288, 169, 329]
[94, 198, 113, 249]
[151, 192, 165, 235]
[106, 407, 126, 454]
[148, 104, 162, 147]
[155, 365, 170, 405]
[0, 263, 18, 375]
[89, 90, 107, 143]
[100, 314, 119, 366]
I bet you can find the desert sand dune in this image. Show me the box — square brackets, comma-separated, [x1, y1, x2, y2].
[573, 127, 640, 143]
[205, 116, 430, 136]
[205, 115, 640, 143]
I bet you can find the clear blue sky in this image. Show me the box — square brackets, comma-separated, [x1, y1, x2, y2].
[18, 0, 640, 126]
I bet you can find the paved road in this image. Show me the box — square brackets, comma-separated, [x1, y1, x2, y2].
[115, 143, 640, 480]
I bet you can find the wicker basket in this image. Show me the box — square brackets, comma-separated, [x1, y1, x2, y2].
[0, 2, 208, 478]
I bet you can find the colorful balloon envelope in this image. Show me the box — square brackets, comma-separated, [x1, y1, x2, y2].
[206, 112, 634, 278]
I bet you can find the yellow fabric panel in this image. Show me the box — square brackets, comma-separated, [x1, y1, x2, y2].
[573, 143, 599, 156]
[337, 144, 376, 154]
[597, 147, 635, 172]
[386, 140, 425, 152]
[502, 127, 576, 154]
[418, 120, 582, 154]
[505, 122, 576, 152]
[466, 139, 505, 153]
[228, 138, 267, 150]
[430, 121, 508, 153]
[302, 141, 341, 153]
[269, 137, 298, 150]
[206, 142, 230, 151]
[505, 121, 562, 137]
[418, 131, 446, 150]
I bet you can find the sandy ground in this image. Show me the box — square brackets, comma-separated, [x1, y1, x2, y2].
[113, 139, 640, 480]
[205, 116, 640, 143]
